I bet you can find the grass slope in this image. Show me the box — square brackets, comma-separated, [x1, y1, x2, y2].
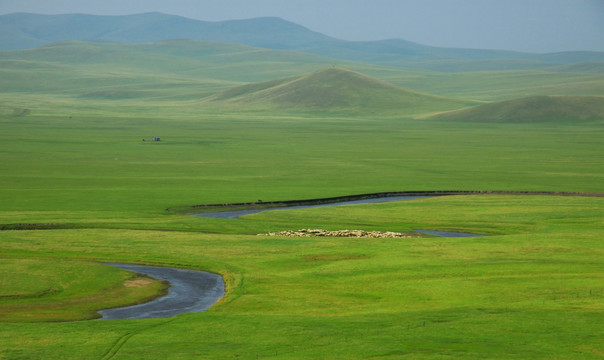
[206, 67, 477, 114]
[0, 39, 341, 92]
[429, 95, 604, 123]
[1, 40, 603, 104]
[387, 69, 604, 101]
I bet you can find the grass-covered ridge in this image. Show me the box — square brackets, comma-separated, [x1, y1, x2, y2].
[2, 40, 603, 104]
[205, 67, 477, 114]
[429, 95, 604, 123]
[0, 39, 343, 99]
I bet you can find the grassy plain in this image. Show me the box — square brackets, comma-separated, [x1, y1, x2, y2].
[1, 108, 602, 218]
[1, 40, 603, 358]
[1, 196, 603, 358]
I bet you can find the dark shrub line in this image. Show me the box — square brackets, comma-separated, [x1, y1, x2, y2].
[184, 190, 604, 213]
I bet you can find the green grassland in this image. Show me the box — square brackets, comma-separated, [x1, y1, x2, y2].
[0, 259, 168, 322]
[1, 40, 603, 358]
[1, 196, 603, 358]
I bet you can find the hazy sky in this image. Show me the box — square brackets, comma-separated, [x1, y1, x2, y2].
[1, 0, 603, 53]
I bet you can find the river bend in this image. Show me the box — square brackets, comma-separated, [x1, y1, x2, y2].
[99, 263, 224, 320]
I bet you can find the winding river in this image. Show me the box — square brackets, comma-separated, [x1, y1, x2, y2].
[97, 191, 603, 319]
[99, 263, 224, 320]
[102, 194, 499, 319]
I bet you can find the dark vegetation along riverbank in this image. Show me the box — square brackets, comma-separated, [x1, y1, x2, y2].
[182, 190, 604, 215]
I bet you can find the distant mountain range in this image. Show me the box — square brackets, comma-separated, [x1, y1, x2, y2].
[2, 12, 604, 72]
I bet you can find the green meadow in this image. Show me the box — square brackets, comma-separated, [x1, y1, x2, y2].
[1, 40, 603, 359]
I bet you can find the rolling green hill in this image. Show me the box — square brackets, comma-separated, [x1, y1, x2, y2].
[428, 95, 604, 123]
[205, 67, 478, 114]
[0, 39, 335, 78]
[1, 39, 602, 111]
[0, 40, 346, 101]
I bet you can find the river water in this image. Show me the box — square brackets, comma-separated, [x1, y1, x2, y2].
[414, 230, 485, 237]
[99, 263, 224, 320]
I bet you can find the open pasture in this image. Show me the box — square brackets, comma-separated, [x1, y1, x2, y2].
[1, 105, 603, 358]
[1, 109, 602, 218]
[1, 38, 603, 358]
[1, 194, 603, 358]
